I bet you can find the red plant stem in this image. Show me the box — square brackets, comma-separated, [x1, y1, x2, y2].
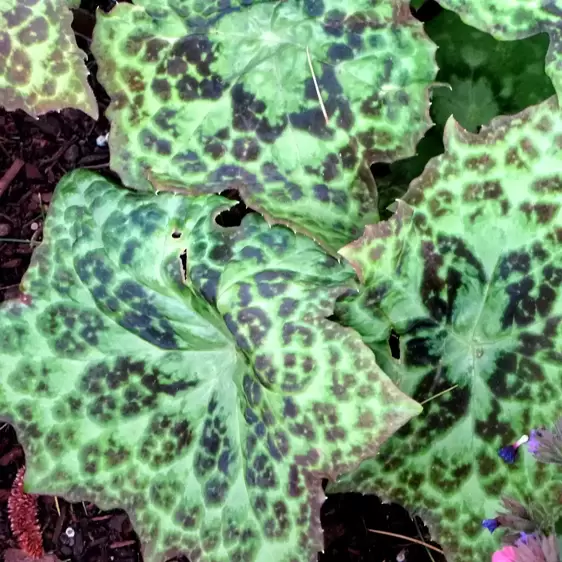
[8, 467, 44, 558]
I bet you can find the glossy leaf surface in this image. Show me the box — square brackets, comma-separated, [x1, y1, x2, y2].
[0, 170, 420, 562]
[92, 0, 437, 250]
[0, 0, 97, 118]
[331, 98, 562, 561]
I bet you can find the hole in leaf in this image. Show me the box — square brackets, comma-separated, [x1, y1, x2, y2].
[373, 126, 444, 220]
[171, 231, 182, 239]
[214, 202, 249, 227]
[77, 0, 119, 12]
[410, 0, 442, 22]
[180, 250, 187, 282]
[215, 189, 252, 228]
[370, 162, 392, 179]
[389, 330, 401, 360]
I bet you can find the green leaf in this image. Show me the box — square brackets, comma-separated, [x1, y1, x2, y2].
[435, 0, 562, 101]
[375, 8, 554, 219]
[0, 0, 97, 118]
[431, 75, 499, 133]
[91, 0, 438, 251]
[0, 169, 420, 562]
[329, 97, 562, 561]
[426, 8, 555, 132]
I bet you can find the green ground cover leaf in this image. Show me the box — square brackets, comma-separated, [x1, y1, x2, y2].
[91, 0, 437, 251]
[436, 0, 562, 101]
[330, 97, 562, 561]
[0, 0, 97, 118]
[431, 75, 499, 134]
[0, 169, 420, 562]
[375, 8, 554, 218]
[427, 9, 555, 133]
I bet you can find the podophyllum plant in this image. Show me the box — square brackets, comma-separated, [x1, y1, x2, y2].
[0, 1, 561, 562]
[0, 0, 96, 118]
[330, 97, 562, 560]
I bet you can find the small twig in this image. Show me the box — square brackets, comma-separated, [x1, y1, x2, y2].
[367, 529, 444, 555]
[0, 140, 10, 158]
[109, 540, 136, 549]
[91, 514, 113, 522]
[79, 161, 109, 170]
[0, 238, 32, 244]
[420, 384, 458, 406]
[38, 193, 46, 221]
[74, 31, 92, 43]
[40, 137, 76, 170]
[0, 284, 20, 292]
[306, 46, 329, 125]
[52, 500, 67, 545]
[414, 516, 437, 562]
[22, 213, 43, 230]
[54, 496, 61, 516]
[0, 159, 24, 199]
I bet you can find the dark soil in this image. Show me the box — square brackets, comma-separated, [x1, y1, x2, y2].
[0, 1, 446, 561]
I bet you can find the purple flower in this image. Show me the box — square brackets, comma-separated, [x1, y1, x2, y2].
[483, 518, 500, 533]
[499, 445, 518, 464]
[499, 435, 529, 464]
[513, 533, 560, 562]
[527, 430, 542, 455]
[526, 420, 562, 465]
[517, 532, 531, 545]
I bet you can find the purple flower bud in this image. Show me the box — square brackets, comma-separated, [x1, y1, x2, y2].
[482, 518, 500, 533]
[517, 532, 532, 545]
[499, 445, 517, 464]
[498, 435, 529, 464]
[527, 430, 542, 455]
[526, 420, 562, 465]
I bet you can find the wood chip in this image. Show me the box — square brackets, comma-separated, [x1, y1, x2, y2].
[0, 259, 22, 269]
[109, 540, 136, 549]
[0, 159, 25, 199]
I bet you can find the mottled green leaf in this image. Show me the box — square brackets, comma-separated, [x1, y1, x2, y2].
[330, 97, 562, 561]
[0, 170, 420, 562]
[436, 0, 562, 101]
[0, 0, 97, 118]
[91, 0, 437, 250]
